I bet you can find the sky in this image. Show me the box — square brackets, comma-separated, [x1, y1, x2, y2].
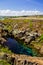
[0, 0, 43, 16]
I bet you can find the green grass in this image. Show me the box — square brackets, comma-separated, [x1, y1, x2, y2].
[0, 45, 12, 54]
[0, 60, 10, 65]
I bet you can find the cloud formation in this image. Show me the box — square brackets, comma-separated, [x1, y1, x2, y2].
[0, 10, 43, 16]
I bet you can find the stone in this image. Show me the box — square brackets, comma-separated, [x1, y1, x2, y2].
[20, 36, 26, 41]
[39, 46, 43, 55]
[25, 32, 30, 36]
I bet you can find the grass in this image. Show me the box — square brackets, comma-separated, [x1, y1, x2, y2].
[0, 18, 43, 57]
[0, 45, 12, 54]
[0, 60, 10, 65]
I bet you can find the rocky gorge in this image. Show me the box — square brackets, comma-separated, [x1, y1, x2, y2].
[0, 18, 43, 65]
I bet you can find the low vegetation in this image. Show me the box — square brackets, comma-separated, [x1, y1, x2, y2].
[0, 17, 43, 57]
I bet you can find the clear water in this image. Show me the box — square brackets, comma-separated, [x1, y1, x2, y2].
[5, 38, 33, 56]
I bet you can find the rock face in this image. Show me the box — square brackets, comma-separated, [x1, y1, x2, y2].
[0, 29, 7, 45]
[13, 29, 40, 45]
[0, 22, 40, 45]
[0, 53, 43, 65]
[0, 21, 43, 56]
[39, 46, 43, 55]
[0, 18, 43, 65]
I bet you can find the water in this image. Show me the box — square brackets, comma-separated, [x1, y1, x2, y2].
[4, 38, 33, 56]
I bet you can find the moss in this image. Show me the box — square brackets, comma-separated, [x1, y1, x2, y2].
[39, 34, 43, 41]
[0, 45, 13, 65]
[0, 60, 10, 65]
[0, 45, 12, 54]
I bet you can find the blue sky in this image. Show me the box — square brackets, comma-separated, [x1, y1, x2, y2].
[0, 0, 43, 16]
[0, 0, 43, 11]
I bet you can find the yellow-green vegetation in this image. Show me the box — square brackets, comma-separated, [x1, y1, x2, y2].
[0, 17, 43, 57]
[0, 45, 13, 65]
[29, 20, 33, 29]
[0, 60, 10, 65]
[3, 25, 12, 32]
[39, 34, 43, 41]
[0, 45, 12, 54]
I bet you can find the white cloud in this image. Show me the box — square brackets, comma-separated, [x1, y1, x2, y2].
[0, 9, 43, 16]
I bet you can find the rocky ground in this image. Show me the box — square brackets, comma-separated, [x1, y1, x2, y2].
[0, 52, 43, 65]
[0, 18, 43, 65]
[0, 18, 43, 56]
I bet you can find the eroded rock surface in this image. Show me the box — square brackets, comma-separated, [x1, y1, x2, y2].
[0, 53, 43, 65]
[0, 20, 43, 56]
